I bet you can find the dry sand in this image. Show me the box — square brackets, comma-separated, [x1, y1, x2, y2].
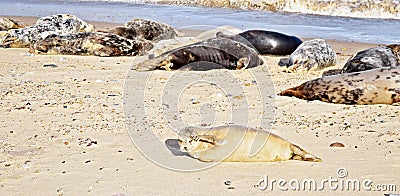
[0, 17, 399, 195]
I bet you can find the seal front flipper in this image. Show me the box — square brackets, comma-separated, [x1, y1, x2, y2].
[289, 144, 322, 162]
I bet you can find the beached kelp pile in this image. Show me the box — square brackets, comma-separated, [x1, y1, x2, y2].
[143, 0, 400, 19]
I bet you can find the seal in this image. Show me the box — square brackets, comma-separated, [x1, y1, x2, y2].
[132, 37, 263, 71]
[279, 67, 400, 105]
[322, 45, 400, 76]
[104, 18, 178, 42]
[278, 39, 336, 73]
[35, 14, 94, 32]
[1, 14, 94, 48]
[0, 17, 24, 31]
[178, 125, 321, 162]
[217, 30, 302, 55]
[30, 32, 153, 57]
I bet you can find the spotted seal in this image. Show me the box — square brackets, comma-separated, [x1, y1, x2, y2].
[0, 17, 24, 31]
[30, 32, 153, 57]
[278, 39, 336, 73]
[323, 45, 400, 76]
[104, 18, 178, 42]
[1, 14, 94, 48]
[178, 125, 321, 162]
[279, 67, 400, 105]
[132, 37, 263, 71]
[216, 30, 302, 55]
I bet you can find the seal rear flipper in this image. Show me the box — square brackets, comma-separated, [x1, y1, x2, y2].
[131, 58, 163, 71]
[278, 83, 309, 99]
[322, 69, 343, 76]
[278, 58, 290, 67]
[290, 144, 321, 162]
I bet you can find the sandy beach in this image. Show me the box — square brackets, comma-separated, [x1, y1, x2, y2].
[0, 16, 399, 195]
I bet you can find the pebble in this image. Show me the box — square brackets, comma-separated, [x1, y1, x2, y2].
[43, 64, 58, 68]
[330, 142, 345, 147]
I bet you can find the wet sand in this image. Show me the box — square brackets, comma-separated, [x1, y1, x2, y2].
[0, 16, 399, 195]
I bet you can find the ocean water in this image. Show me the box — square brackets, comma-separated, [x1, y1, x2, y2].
[0, 0, 399, 44]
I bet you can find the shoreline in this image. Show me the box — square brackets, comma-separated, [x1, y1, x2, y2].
[1, 15, 378, 55]
[1, 0, 399, 45]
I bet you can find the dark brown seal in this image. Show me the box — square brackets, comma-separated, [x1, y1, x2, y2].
[132, 37, 263, 71]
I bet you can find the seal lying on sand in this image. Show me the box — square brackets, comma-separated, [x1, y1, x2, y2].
[0, 17, 24, 31]
[279, 67, 400, 105]
[217, 30, 302, 55]
[1, 14, 94, 48]
[323, 45, 400, 76]
[105, 18, 178, 42]
[178, 125, 321, 162]
[278, 39, 336, 73]
[132, 37, 263, 71]
[30, 32, 153, 57]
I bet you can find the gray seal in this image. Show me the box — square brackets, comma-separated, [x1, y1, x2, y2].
[216, 30, 302, 55]
[104, 18, 178, 42]
[279, 67, 400, 105]
[278, 39, 337, 73]
[132, 37, 263, 71]
[323, 44, 400, 76]
[30, 32, 153, 57]
[1, 14, 94, 48]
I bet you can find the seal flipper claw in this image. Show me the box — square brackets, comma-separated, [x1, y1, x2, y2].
[290, 144, 322, 162]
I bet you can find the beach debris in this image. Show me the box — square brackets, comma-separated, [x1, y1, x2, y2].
[43, 63, 58, 68]
[278, 39, 336, 73]
[330, 142, 345, 148]
[78, 138, 98, 147]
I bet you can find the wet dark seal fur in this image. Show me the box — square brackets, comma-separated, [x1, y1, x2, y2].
[1, 14, 94, 48]
[104, 18, 178, 42]
[216, 30, 302, 55]
[30, 32, 153, 57]
[132, 37, 263, 71]
[279, 67, 400, 105]
[323, 45, 400, 76]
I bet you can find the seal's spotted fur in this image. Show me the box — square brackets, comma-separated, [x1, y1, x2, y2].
[1, 14, 94, 48]
[0, 17, 24, 31]
[279, 67, 400, 105]
[106, 18, 178, 42]
[31, 32, 153, 57]
[279, 39, 336, 73]
[323, 45, 400, 76]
